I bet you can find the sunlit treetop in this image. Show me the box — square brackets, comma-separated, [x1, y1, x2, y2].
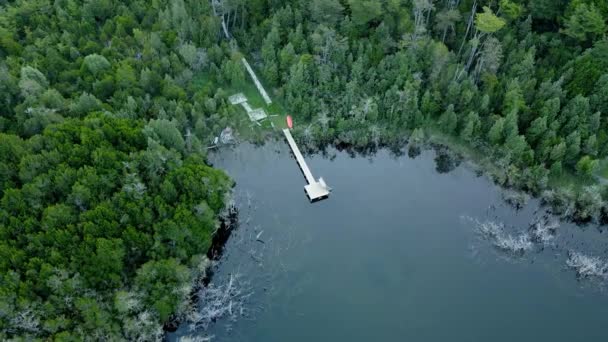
[475, 6, 506, 34]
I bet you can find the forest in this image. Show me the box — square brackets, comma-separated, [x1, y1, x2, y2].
[0, 0, 236, 340]
[2, 0, 608, 339]
[224, 0, 608, 221]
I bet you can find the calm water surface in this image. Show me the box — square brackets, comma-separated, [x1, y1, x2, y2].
[172, 142, 608, 342]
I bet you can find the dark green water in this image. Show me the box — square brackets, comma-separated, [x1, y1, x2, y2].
[171, 142, 608, 342]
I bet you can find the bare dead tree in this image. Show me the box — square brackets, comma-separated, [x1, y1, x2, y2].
[457, 0, 477, 58]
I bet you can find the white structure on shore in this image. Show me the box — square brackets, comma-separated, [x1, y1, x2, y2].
[241, 58, 272, 105]
[228, 93, 268, 122]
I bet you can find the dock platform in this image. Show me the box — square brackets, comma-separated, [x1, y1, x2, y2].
[283, 129, 331, 201]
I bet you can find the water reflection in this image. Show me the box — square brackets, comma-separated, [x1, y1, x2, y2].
[171, 142, 608, 342]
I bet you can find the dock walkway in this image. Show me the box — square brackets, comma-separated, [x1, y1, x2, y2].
[212, 13, 330, 201]
[283, 129, 330, 201]
[241, 58, 272, 105]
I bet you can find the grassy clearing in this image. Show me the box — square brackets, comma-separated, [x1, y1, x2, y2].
[193, 62, 288, 140]
[236, 62, 289, 130]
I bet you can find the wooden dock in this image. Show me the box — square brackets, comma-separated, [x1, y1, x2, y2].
[212, 5, 331, 203]
[283, 129, 331, 201]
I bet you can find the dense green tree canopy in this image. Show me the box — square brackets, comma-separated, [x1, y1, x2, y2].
[213, 0, 608, 211]
[0, 0, 240, 339]
[4, 0, 608, 338]
[0, 115, 232, 339]
[562, 3, 606, 42]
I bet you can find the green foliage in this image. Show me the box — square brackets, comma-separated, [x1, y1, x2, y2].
[0, 27, 22, 55]
[0, 134, 27, 195]
[576, 155, 599, 178]
[460, 111, 481, 143]
[222, 58, 245, 86]
[347, 0, 383, 28]
[528, 0, 568, 21]
[499, 0, 523, 20]
[526, 115, 547, 145]
[489, 118, 505, 145]
[562, 3, 606, 42]
[475, 7, 506, 34]
[565, 131, 582, 166]
[0, 116, 231, 339]
[310, 0, 344, 26]
[144, 119, 186, 153]
[567, 41, 608, 96]
[439, 104, 458, 134]
[70, 92, 102, 117]
[19, 66, 48, 99]
[3, 0, 608, 337]
[134, 259, 190, 321]
[590, 74, 608, 114]
[0, 0, 235, 339]
[83, 54, 111, 76]
[261, 25, 281, 86]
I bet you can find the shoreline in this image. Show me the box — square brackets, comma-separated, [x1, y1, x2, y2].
[163, 137, 608, 340]
[163, 205, 239, 334]
[279, 125, 608, 225]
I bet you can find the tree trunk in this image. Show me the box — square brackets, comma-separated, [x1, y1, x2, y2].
[458, 0, 477, 58]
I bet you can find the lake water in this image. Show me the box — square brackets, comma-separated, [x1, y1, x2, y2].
[170, 142, 608, 342]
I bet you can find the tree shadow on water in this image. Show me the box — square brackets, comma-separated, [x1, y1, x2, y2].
[434, 148, 462, 174]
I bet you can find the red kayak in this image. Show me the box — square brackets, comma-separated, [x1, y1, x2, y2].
[286, 115, 293, 129]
